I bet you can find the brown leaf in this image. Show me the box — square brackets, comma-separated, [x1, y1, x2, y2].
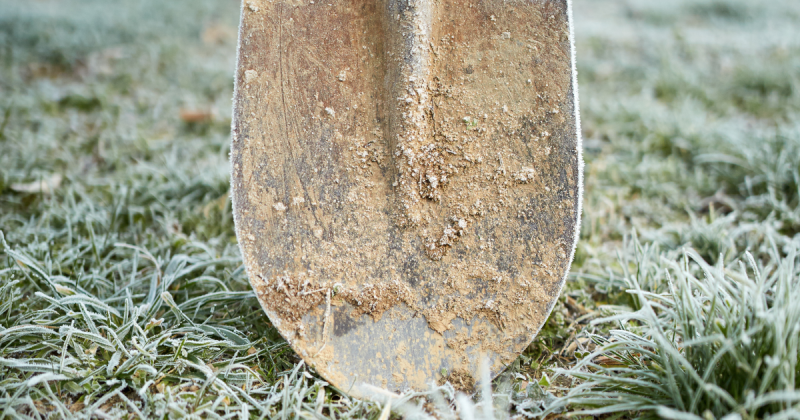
[10, 174, 62, 194]
[179, 109, 213, 123]
[69, 401, 85, 413]
[594, 356, 626, 367]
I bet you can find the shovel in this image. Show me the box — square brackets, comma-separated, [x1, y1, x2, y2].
[230, 0, 582, 397]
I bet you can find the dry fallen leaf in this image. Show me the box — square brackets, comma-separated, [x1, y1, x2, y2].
[593, 356, 626, 367]
[10, 173, 63, 194]
[69, 401, 85, 413]
[179, 109, 213, 123]
[54, 284, 76, 296]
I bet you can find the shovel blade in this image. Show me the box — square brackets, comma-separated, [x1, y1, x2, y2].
[231, 0, 582, 397]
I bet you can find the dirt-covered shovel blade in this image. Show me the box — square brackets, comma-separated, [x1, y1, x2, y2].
[230, 0, 582, 397]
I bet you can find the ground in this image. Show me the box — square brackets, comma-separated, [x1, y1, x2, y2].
[0, 0, 798, 419]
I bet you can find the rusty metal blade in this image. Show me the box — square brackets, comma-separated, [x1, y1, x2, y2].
[230, 0, 582, 397]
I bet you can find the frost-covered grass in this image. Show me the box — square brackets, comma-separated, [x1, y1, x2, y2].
[0, 0, 798, 418]
[552, 237, 800, 419]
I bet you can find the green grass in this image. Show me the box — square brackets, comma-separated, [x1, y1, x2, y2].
[1, 0, 799, 418]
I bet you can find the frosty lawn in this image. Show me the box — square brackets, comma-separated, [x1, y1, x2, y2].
[1, 0, 799, 418]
